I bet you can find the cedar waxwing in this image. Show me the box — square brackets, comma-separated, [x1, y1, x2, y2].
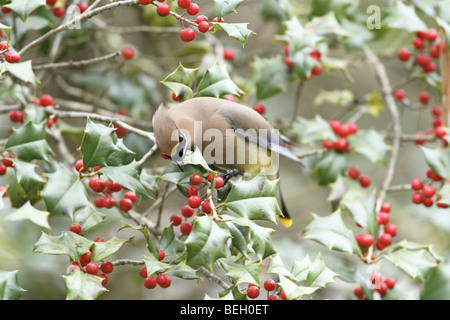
[152, 97, 302, 227]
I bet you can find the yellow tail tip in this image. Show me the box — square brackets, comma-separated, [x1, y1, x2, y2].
[278, 217, 293, 228]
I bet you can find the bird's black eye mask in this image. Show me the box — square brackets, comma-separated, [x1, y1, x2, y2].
[171, 128, 187, 166]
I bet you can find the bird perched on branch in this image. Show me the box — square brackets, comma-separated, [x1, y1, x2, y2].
[152, 97, 302, 227]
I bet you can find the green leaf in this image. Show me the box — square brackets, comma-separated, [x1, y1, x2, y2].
[4, 0, 46, 21]
[5, 60, 40, 86]
[313, 89, 355, 108]
[143, 254, 170, 276]
[160, 163, 203, 186]
[80, 119, 119, 168]
[0, 270, 26, 300]
[185, 216, 230, 270]
[0, 22, 12, 41]
[140, 170, 159, 199]
[293, 115, 336, 144]
[23, 103, 47, 124]
[290, 255, 313, 282]
[182, 148, 212, 172]
[42, 165, 91, 219]
[278, 275, 319, 299]
[214, 22, 254, 46]
[106, 138, 135, 166]
[63, 270, 107, 300]
[348, 129, 391, 164]
[249, 56, 290, 100]
[421, 147, 450, 180]
[222, 172, 281, 222]
[159, 224, 185, 255]
[5, 201, 51, 230]
[303, 209, 361, 255]
[384, 1, 427, 32]
[164, 262, 201, 280]
[213, 0, 244, 18]
[161, 63, 199, 101]
[5, 167, 27, 208]
[5, 121, 53, 161]
[119, 222, 159, 258]
[226, 262, 262, 286]
[197, 62, 244, 97]
[225, 220, 252, 257]
[313, 150, 347, 186]
[100, 161, 151, 198]
[13, 159, 45, 195]
[341, 193, 378, 236]
[305, 253, 338, 288]
[277, 17, 322, 52]
[33, 231, 93, 261]
[73, 206, 105, 232]
[267, 254, 298, 281]
[421, 263, 450, 300]
[91, 236, 131, 262]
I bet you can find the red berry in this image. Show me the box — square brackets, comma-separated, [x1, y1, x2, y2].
[214, 176, 224, 189]
[423, 196, 434, 207]
[284, 56, 293, 68]
[435, 126, 446, 138]
[139, 0, 153, 5]
[119, 198, 133, 211]
[47, 117, 58, 128]
[40, 94, 54, 107]
[253, 103, 265, 115]
[180, 222, 193, 235]
[430, 45, 440, 58]
[426, 28, 438, 42]
[376, 282, 388, 297]
[1, 6, 11, 14]
[397, 48, 411, 61]
[186, 3, 199, 15]
[144, 276, 157, 289]
[103, 197, 116, 208]
[0, 41, 9, 51]
[190, 173, 202, 185]
[77, 2, 88, 13]
[394, 89, 405, 100]
[198, 20, 210, 33]
[170, 213, 182, 226]
[97, 273, 108, 285]
[122, 47, 135, 60]
[9, 110, 22, 123]
[410, 178, 423, 191]
[384, 224, 397, 237]
[181, 204, 195, 217]
[139, 266, 148, 278]
[335, 138, 349, 152]
[422, 185, 435, 198]
[180, 28, 196, 42]
[157, 3, 170, 16]
[124, 191, 137, 203]
[280, 290, 287, 300]
[418, 91, 430, 104]
[5, 50, 20, 63]
[416, 53, 429, 66]
[79, 252, 92, 267]
[186, 186, 198, 197]
[223, 47, 235, 61]
[412, 192, 423, 204]
[201, 200, 211, 213]
[158, 249, 165, 261]
[432, 106, 442, 117]
[379, 233, 392, 246]
[268, 294, 280, 300]
[329, 120, 341, 133]
[46, 0, 57, 6]
[311, 65, 322, 76]
[348, 167, 360, 179]
[413, 37, 425, 49]
[384, 277, 396, 289]
[70, 223, 82, 234]
[380, 203, 391, 213]
[195, 15, 208, 23]
[423, 61, 436, 73]
[75, 159, 85, 172]
[157, 274, 171, 288]
[52, 7, 65, 18]
[100, 261, 114, 274]
[358, 175, 371, 188]
[264, 279, 276, 292]
[322, 140, 335, 150]
[309, 49, 321, 61]
[86, 262, 99, 275]
[377, 212, 390, 225]
[0, 164, 6, 176]
[357, 234, 374, 248]
[105, 180, 122, 192]
[90, 178, 105, 192]
[177, 0, 191, 9]
[94, 196, 104, 208]
[247, 285, 260, 299]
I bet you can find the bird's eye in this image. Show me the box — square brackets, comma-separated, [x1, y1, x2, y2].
[179, 149, 184, 157]
[179, 135, 184, 142]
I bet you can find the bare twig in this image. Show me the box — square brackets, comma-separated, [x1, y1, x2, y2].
[143, 184, 178, 217]
[33, 51, 121, 70]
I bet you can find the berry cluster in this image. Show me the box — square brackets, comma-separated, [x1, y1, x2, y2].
[410, 169, 449, 208]
[322, 120, 358, 154]
[246, 279, 287, 300]
[0, 40, 20, 64]
[168, 172, 225, 236]
[0, 153, 13, 198]
[354, 274, 396, 300]
[43, 0, 89, 18]
[75, 159, 138, 212]
[347, 166, 371, 188]
[67, 224, 113, 286]
[139, 253, 172, 290]
[284, 44, 322, 77]
[9, 94, 57, 126]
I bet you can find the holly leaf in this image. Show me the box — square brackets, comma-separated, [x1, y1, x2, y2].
[341, 192, 378, 236]
[213, 0, 244, 18]
[143, 254, 170, 276]
[90, 236, 131, 262]
[348, 129, 391, 164]
[42, 165, 91, 219]
[293, 115, 336, 144]
[100, 161, 151, 198]
[4, 0, 46, 22]
[278, 275, 319, 299]
[313, 150, 347, 186]
[267, 254, 298, 281]
[421, 147, 450, 180]
[249, 56, 290, 100]
[33, 231, 93, 261]
[13, 159, 45, 195]
[384, 1, 427, 32]
[222, 172, 281, 222]
[159, 224, 185, 255]
[197, 62, 244, 97]
[6, 60, 40, 86]
[80, 119, 119, 168]
[119, 222, 159, 258]
[164, 262, 201, 280]
[225, 220, 252, 257]
[5, 201, 51, 230]
[5, 121, 53, 161]
[305, 253, 338, 288]
[161, 63, 199, 101]
[226, 262, 262, 287]
[73, 206, 106, 232]
[214, 22, 254, 46]
[303, 209, 361, 255]
[185, 216, 230, 270]
[0, 270, 26, 300]
[420, 263, 450, 300]
[63, 270, 107, 300]
[106, 138, 135, 166]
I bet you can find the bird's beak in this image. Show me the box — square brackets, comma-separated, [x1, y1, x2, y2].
[177, 164, 185, 172]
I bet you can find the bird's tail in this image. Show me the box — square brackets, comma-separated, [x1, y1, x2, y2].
[277, 179, 293, 227]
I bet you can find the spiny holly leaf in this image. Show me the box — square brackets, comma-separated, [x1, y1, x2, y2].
[0, 22, 12, 41]
[291, 255, 313, 282]
[73, 206, 106, 232]
[384, 1, 427, 32]
[225, 220, 252, 257]
[421, 147, 450, 180]
[222, 172, 281, 222]
[119, 222, 159, 259]
[278, 275, 319, 299]
[106, 138, 135, 166]
[197, 62, 244, 98]
[5, 201, 51, 230]
[5, 121, 53, 161]
[63, 269, 107, 300]
[226, 262, 262, 287]
[159, 224, 185, 255]
[303, 209, 361, 255]
[277, 16, 322, 52]
[341, 192, 378, 237]
[267, 254, 298, 281]
[327, 175, 367, 205]
[100, 161, 151, 199]
[293, 115, 336, 144]
[4, 0, 45, 22]
[249, 56, 290, 100]
[80, 119, 119, 168]
[185, 216, 230, 270]
[214, 22, 254, 46]
[164, 262, 201, 280]
[140, 170, 159, 199]
[33, 231, 93, 261]
[143, 254, 170, 276]
[5, 61, 40, 86]
[348, 129, 391, 164]
[13, 159, 45, 195]
[0, 270, 26, 300]
[420, 263, 450, 300]
[313, 150, 347, 186]
[161, 63, 199, 101]
[213, 0, 244, 18]
[304, 12, 349, 37]
[42, 165, 91, 219]
[305, 253, 338, 288]
[90, 236, 131, 262]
